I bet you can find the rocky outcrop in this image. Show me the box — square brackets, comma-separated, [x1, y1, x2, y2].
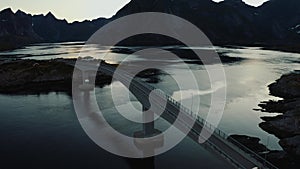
[230, 134, 300, 169]
[260, 111, 300, 139]
[0, 59, 112, 94]
[280, 135, 300, 156]
[269, 72, 300, 99]
[257, 71, 300, 161]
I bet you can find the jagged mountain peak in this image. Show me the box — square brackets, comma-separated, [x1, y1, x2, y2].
[15, 9, 30, 17]
[45, 11, 56, 19]
[0, 8, 14, 16]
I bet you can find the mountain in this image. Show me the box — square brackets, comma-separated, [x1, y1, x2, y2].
[32, 12, 108, 42]
[256, 0, 300, 43]
[111, 0, 259, 45]
[0, 8, 109, 51]
[0, 0, 300, 51]
[0, 8, 41, 51]
[112, 0, 300, 46]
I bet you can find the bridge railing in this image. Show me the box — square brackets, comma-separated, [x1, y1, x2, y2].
[95, 64, 278, 169]
[150, 86, 278, 169]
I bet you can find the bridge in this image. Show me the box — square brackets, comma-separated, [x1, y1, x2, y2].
[70, 59, 278, 169]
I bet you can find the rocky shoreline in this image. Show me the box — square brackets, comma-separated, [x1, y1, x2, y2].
[0, 59, 113, 95]
[231, 71, 300, 169]
[258, 71, 300, 156]
[258, 71, 300, 168]
[228, 134, 299, 169]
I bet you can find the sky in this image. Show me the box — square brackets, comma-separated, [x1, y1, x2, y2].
[0, 0, 268, 23]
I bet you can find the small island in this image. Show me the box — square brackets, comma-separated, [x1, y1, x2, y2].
[0, 59, 113, 95]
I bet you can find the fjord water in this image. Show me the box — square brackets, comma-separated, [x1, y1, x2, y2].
[0, 43, 299, 168]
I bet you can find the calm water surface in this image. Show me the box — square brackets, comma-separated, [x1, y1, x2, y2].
[0, 43, 299, 168]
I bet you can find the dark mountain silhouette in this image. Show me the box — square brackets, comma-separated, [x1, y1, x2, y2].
[0, 0, 300, 51]
[0, 8, 41, 51]
[32, 12, 108, 43]
[112, 0, 300, 46]
[0, 9, 109, 50]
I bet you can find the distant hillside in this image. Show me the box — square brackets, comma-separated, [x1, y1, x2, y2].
[112, 0, 300, 46]
[0, 8, 41, 51]
[0, 9, 109, 51]
[1, 0, 300, 51]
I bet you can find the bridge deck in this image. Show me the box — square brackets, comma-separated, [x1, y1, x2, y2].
[73, 61, 278, 169]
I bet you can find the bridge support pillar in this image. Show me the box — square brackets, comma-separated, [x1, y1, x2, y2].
[142, 106, 155, 136]
[79, 71, 94, 91]
[133, 106, 164, 159]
